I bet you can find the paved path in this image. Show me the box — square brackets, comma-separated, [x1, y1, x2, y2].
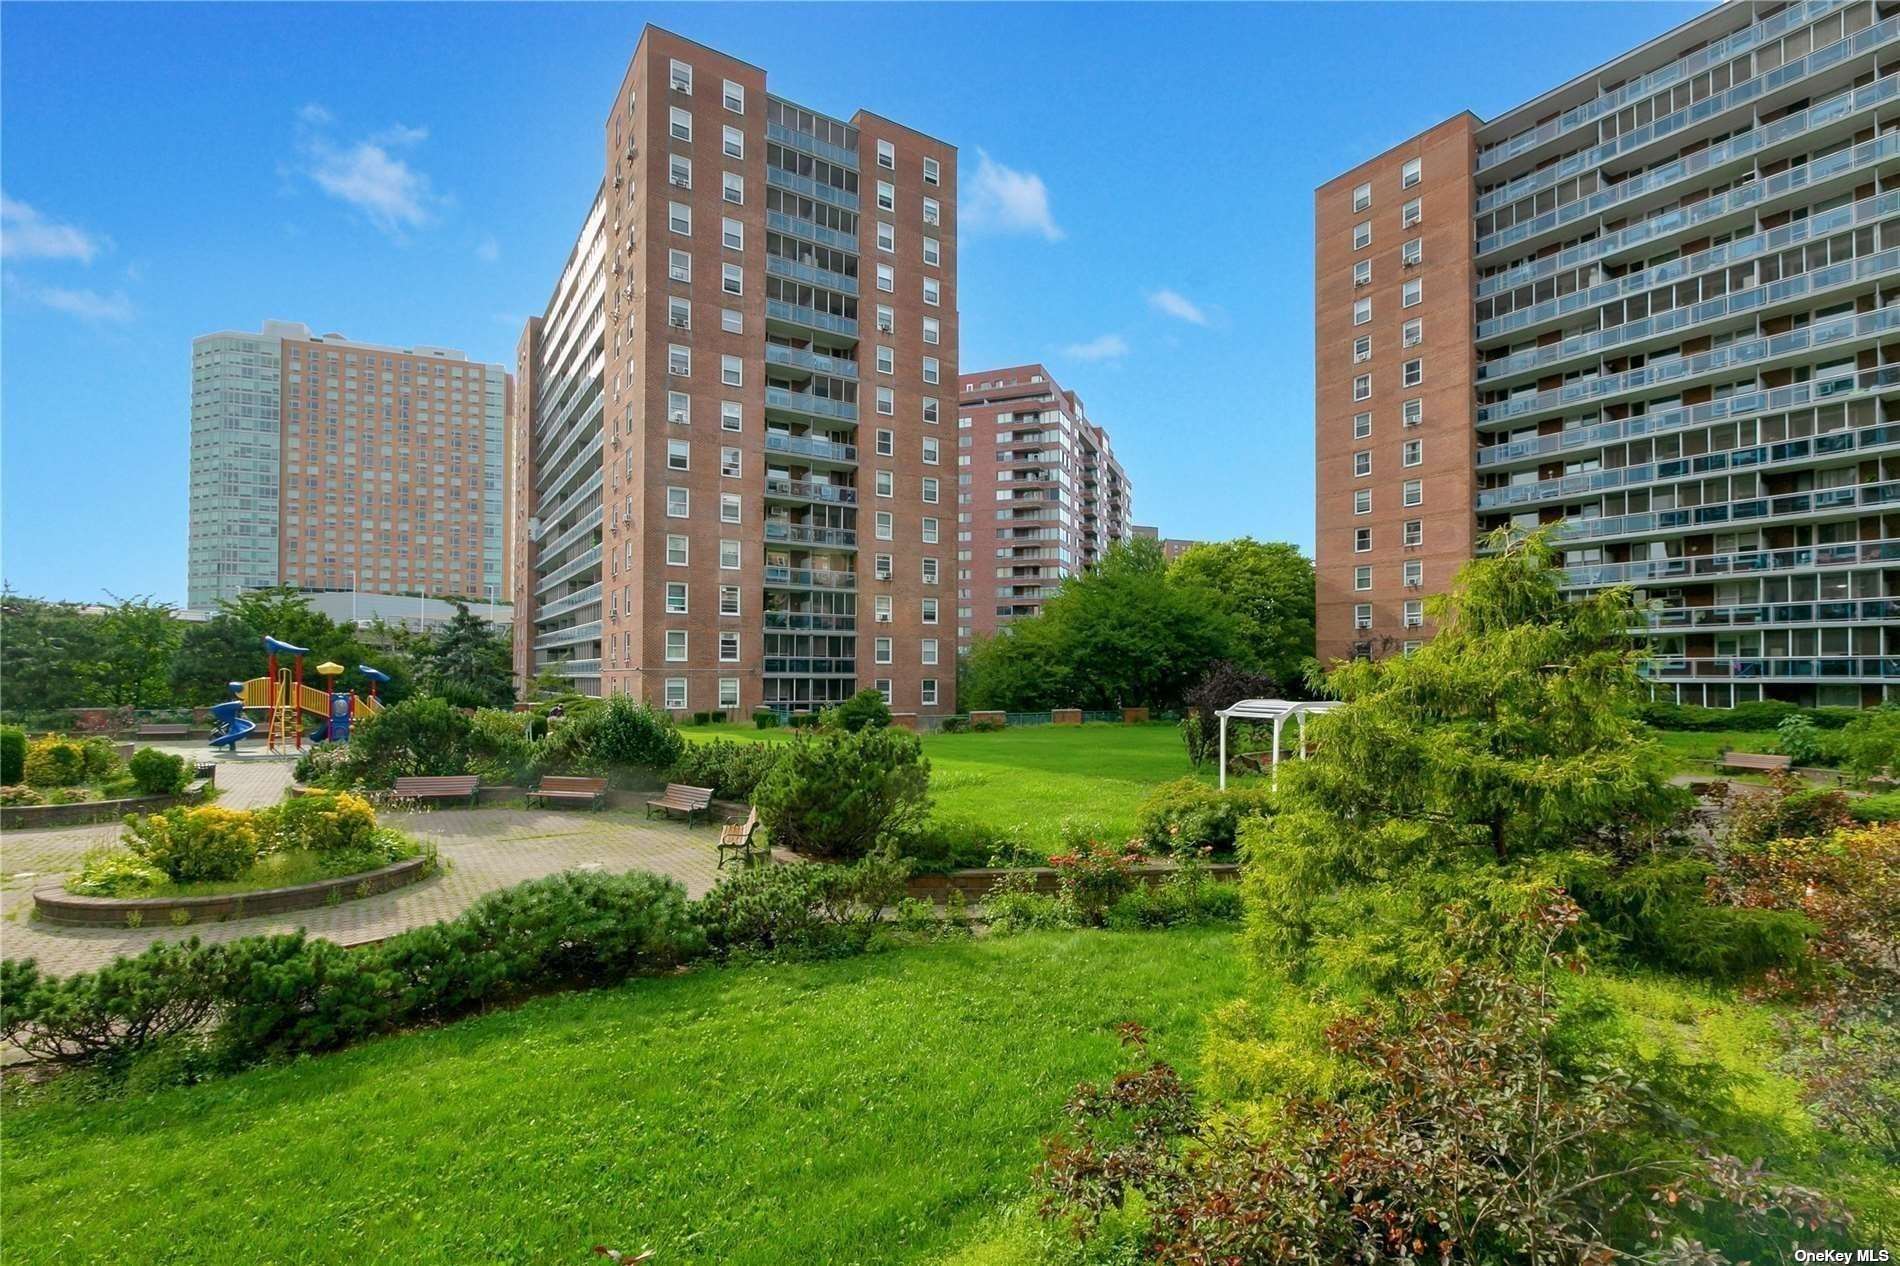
[0, 746, 723, 977]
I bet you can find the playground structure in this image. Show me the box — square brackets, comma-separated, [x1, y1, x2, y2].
[208, 636, 389, 753]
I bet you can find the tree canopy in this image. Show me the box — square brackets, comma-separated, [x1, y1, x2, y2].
[1167, 538, 1314, 687]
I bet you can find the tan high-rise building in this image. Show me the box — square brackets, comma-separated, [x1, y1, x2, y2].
[957, 365, 1132, 644]
[188, 320, 512, 611]
[514, 28, 959, 717]
[1316, 0, 1900, 707]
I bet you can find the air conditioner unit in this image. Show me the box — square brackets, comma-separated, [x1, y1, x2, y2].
[668, 411, 687, 424]
[669, 316, 688, 329]
[877, 321, 894, 333]
[670, 175, 689, 188]
[874, 569, 892, 582]
[671, 78, 690, 93]
[874, 613, 892, 623]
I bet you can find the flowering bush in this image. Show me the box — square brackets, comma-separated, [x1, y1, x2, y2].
[267, 791, 379, 855]
[1047, 838, 1146, 925]
[1, 785, 44, 806]
[68, 851, 168, 897]
[22, 737, 89, 787]
[123, 806, 263, 883]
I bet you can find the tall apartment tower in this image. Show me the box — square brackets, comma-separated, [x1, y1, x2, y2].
[1316, 0, 1900, 707]
[956, 365, 1132, 643]
[514, 28, 959, 717]
[188, 320, 511, 611]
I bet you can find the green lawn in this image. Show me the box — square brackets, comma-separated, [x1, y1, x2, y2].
[3, 930, 1243, 1266]
[1649, 728, 1782, 769]
[685, 721, 1229, 848]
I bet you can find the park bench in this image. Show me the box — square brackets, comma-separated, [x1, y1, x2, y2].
[1716, 751, 1793, 774]
[717, 807, 762, 869]
[645, 782, 714, 826]
[391, 775, 481, 808]
[137, 723, 191, 738]
[528, 775, 608, 809]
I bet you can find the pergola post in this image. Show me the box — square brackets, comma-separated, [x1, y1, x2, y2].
[1218, 710, 1229, 791]
[1271, 714, 1284, 788]
[1298, 710, 1308, 759]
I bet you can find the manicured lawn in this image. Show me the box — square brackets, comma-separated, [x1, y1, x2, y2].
[685, 720, 1231, 848]
[2, 929, 1244, 1266]
[1649, 727, 1782, 770]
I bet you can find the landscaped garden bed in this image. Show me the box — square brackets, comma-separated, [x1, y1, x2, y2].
[33, 853, 433, 927]
[1, 735, 208, 828]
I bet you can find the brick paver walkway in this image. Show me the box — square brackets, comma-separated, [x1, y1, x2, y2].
[0, 745, 724, 977]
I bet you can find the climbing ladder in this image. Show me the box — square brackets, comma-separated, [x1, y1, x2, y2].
[264, 666, 301, 753]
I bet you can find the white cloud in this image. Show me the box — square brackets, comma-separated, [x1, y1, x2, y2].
[1147, 288, 1211, 327]
[297, 106, 441, 237]
[963, 149, 1063, 241]
[1060, 333, 1129, 362]
[475, 235, 500, 263]
[0, 193, 108, 264]
[5, 272, 134, 322]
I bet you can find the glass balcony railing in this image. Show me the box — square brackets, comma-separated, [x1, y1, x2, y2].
[765, 343, 858, 379]
[537, 505, 605, 561]
[766, 298, 858, 338]
[1477, 364, 1900, 468]
[534, 544, 601, 596]
[1477, 130, 1900, 301]
[1479, 422, 1897, 511]
[765, 253, 859, 296]
[765, 520, 858, 548]
[766, 385, 858, 422]
[765, 432, 858, 463]
[1563, 538, 1900, 588]
[765, 209, 857, 254]
[764, 164, 859, 213]
[1539, 481, 1900, 546]
[533, 621, 602, 651]
[763, 565, 857, 590]
[1644, 655, 1900, 680]
[1643, 596, 1900, 629]
[766, 120, 859, 171]
[763, 611, 858, 632]
[537, 583, 601, 622]
[764, 476, 858, 505]
[554, 658, 601, 677]
[763, 656, 858, 675]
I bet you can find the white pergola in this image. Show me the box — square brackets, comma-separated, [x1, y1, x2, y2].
[1215, 698, 1343, 789]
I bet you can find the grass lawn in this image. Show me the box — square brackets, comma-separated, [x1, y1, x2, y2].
[1648, 727, 1783, 770]
[684, 720, 1233, 849]
[2, 929, 1243, 1266]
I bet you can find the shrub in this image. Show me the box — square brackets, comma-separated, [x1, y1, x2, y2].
[753, 725, 931, 860]
[1, 785, 44, 806]
[938, 716, 968, 734]
[752, 710, 780, 730]
[346, 696, 474, 787]
[1851, 790, 1900, 823]
[1106, 872, 1243, 929]
[128, 747, 190, 796]
[293, 741, 361, 789]
[901, 814, 1017, 872]
[983, 868, 1074, 935]
[691, 711, 711, 726]
[79, 736, 120, 780]
[465, 708, 534, 785]
[1563, 852, 1811, 981]
[1047, 839, 1146, 925]
[694, 856, 907, 957]
[265, 791, 379, 854]
[666, 739, 783, 801]
[123, 806, 263, 883]
[1135, 778, 1275, 854]
[1721, 773, 1854, 847]
[0, 942, 227, 1069]
[1714, 822, 1899, 999]
[0, 725, 24, 784]
[824, 687, 892, 733]
[970, 719, 1004, 733]
[23, 736, 88, 787]
[1837, 705, 1900, 781]
[539, 696, 683, 778]
[46, 788, 90, 805]
[787, 710, 822, 730]
[68, 851, 168, 897]
[1180, 661, 1281, 766]
[1774, 712, 1836, 766]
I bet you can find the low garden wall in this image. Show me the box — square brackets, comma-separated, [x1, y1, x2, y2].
[1, 779, 213, 831]
[898, 860, 1239, 903]
[32, 853, 435, 928]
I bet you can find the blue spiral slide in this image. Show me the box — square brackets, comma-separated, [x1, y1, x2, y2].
[208, 688, 256, 750]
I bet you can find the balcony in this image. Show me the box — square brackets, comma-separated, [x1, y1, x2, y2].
[763, 611, 858, 632]
[764, 565, 857, 590]
[766, 298, 858, 339]
[765, 520, 858, 549]
[534, 544, 602, 595]
[766, 253, 859, 296]
[765, 342, 858, 379]
[534, 621, 602, 651]
[766, 385, 858, 423]
[765, 476, 858, 506]
[765, 209, 857, 254]
[763, 656, 858, 675]
[765, 432, 858, 464]
[1645, 655, 1900, 681]
[764, 164, 859, 212]
[554, 658, 601, 677]
[1644, 596, 1900, 630]
[1561, 538, 1900, 589]
[1542, 480, 1900, 546]
[765, 120, 859, 171]
[537, 582, 601, 622]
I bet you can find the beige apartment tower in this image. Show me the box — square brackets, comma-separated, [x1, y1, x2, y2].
[514, 28, 959, 717]
[1316, 0, 1900, 706]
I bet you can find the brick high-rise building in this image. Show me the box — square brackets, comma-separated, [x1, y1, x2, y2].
[1316, 0, 1900, 707]
[514, 28, 959, 717]
[956, 365, 1132, 644]
[188, 320, 512, 611]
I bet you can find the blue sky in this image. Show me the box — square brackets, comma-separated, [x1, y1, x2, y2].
[1, 1, 1709, 606]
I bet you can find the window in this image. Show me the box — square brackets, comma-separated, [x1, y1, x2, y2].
[1401, 198, 1421, 227]
[922, 197, 940, 227]
[876, 345, 895, 375]
[923, 156, 939, 185]
[1352, 182, 1371, 212]
[1354, 565, 1372, 591]
[668, 154, 692, 188]
[1403, 559, 1423, 588]
[1353, 335, 1371, 364]
[1354, 603, 1373, 630]
[875, 304, 894, 333]
[1352, 374, 1371, 402]
[1401, 358, 1422, 388]
[718, 678, 740, 709]
[876, 138, 895, 169]
[876, 386, 894, 415]
[923, 357, 939, 384]
[722, 125, 743, 159]
[666, 438, 690, 471]
[666, 391, 690, 424]
[722, 171, 744, 204]
[719, 631, 739, 662]
[719, 585, 741, 616]
[665, 582, 688, 614]
[722, 218, 743, 250]
[1353, 411, 1372, 439]
[669, 59, 693, 93]
[669, 106, 691, 141]
[1354, 528, 1371, 553]
[666, 534, 688, 565]
[721, 401, 742, 432]
[1401, 278, 1421, 307]
[1354, 488, 1371, 515]
[665, 486, 688, 517]
[719, 492, 741, 523]
[1402, 318, 1422, 347]
[874, 637, 893, 664]
[1402, 237, 1422, 266]
[922, 597, 939, 623]
[1403, 599, 1423, 627]
[877, 221, 895, 253]
[668, 249, 691, 282]
[719, 538, 740, 569]
[922, 477, 939, 504]
[721, 307, 742, 334]
[722, 78, 743, 112]
[875, 469, 894, 498]
[1400, 157, 1421, 188]
[1353, 297, 1371, 326]
[923, 236, 940, 266]
[875, 180, 894, 212]
[665, 678, 687, 710]
[721, 263, 743, 295]
[874, 594, 892, 622]
[1353, 259, 1371, 286]
[1402, 479, 1422, 507]
[875, 427, 894, 457]
[922, 678, 939, 706]
[875, 511, 893, 540]
[922, 436, 939, 465]
[876, 263, 894, 292]
[1402, 397, 1422, 427]
[721, 355, 742, 387]
[923, 316, 940, 345]
[667, 297, 691, 330]
[1403, 518, 1422, 547]
[668, 201, 691, 235]
[721, 446, 741, 477]
[1353, 220, 1371, 249]
[665, 629, 687, 661]
[1402, 439, 1422, 467]
[922, 557, 939, 584]
[1354, 450, 1371, 477]
[923, 277, 940, 306]
[921, 638, 939, 666]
